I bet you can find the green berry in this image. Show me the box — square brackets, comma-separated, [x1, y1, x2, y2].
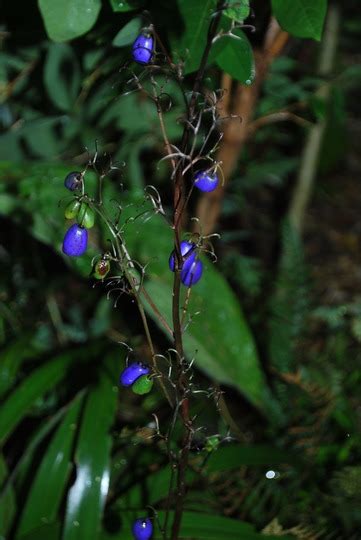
[131, 375, 153, 395]
[93, 258, 110, 280]
[64, 199, 81, 220]
[205, 435, 220, 453]
[77, 202, 95, 229]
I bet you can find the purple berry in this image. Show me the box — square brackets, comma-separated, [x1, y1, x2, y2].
[169, 241, 197, 272]
[181, 259, 203, 287]
[132, 518, 153, 540]
[194, 171, 219, 193]
[62, 224, 88, 257]
[64, 171, 82, 191]
[132, 34, 154, 64]
[119, 362, 150, 387]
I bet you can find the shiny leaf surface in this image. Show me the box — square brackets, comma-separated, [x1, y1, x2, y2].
[16, 395, 83, 537]
[63, 365, 117, 539]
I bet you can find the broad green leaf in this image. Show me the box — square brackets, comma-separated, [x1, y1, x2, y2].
[38, 0, 101, 42]
[172, 0, 217, 74]
[44, 44, 80, 111]
[122, 210, 273, 412]
[109, 0, 143, 12]
[206, 444, 300, 472]
[16, 395, 83, 538]
[167, 511, 287, 539]
[113, 18, 142, 47]
[63, 364, 117, 539]
[210, 29, 255, 84]
[0, 454, 16, 539]
[0, 353, 73, 445]
[271, 0, 327, 41]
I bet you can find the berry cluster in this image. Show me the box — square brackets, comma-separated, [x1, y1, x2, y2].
[168, 240, 203, 287]
[119, 362, 153, 395]
[62, 171, 96, 257]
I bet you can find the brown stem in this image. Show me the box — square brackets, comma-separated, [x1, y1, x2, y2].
[170, 4, 224, 539]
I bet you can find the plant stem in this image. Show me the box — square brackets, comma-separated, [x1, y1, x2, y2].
[170, 4, 224, 538]
[92, 204, 173, 406]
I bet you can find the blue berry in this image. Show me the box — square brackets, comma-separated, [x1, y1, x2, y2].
[132, 518, 153, 540]
[119, 362, 150, 387]
[181, 259, 203, 287]
[64, 172, 82, 191]
[62, 224, 88, 257]
[132, 34, 154, 64]
[169, 241, 197, 272]
[194, 171, 219, 193]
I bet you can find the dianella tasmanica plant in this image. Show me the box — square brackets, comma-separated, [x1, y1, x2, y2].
[60, 3, 241, 539]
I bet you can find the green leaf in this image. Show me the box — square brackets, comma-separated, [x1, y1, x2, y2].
[16, 395, 83, 538]
[122, 209, 273, 412]
[109, 0, 143, 12]
[63, 364, 117, 539]
[113, 17, 142, 47]
[0, 353, 73, 445]
[38, 0, 101, 42]
[168, 511, 286, 539]
[210, 29, 255, 84]
[271, 0, 327, 41]
[206, 444, 300, 471]
[172, 0, 217, 74]
[44, 44, 80, 111]
[101, 511, 287, 539]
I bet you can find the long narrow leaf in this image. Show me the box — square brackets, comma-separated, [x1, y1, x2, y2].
[0, 353, 75, 445]
[16, 394, 84, 538]
[62, 366, 117, 539]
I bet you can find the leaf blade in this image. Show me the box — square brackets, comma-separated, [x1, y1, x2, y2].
[0, 353, 73, 445]
[271, 0, 327, 41]
[38, 0, 101, 42]
[16, 395, 84, 538]
[62, 366, 117, 539]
